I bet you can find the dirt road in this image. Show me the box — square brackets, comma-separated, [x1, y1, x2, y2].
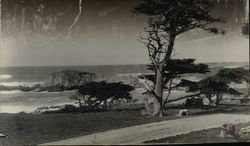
[42, 113, 250, 145]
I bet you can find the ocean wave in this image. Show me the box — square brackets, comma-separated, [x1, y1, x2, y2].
[0, 89, 76, 94]
[0, 102, 76, 113]
[38, 90, 77, 94]
[0, 81, 42, 87]
[0, 74, 13, 80]
[0, 90, 24, 94]
[224, 65, 242, 69]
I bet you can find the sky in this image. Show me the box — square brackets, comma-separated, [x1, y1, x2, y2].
[0, 0, 249, 66]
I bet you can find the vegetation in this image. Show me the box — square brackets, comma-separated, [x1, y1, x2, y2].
[177, 67, 249, 106]
[216, 67, 249, 85]
[1, 104, 250, 145]
[133, 0, 224, 116]
[70, 81, 134, 111]
[0, 0, 248, 144]
[144, 59, 210, 86]
[178, 77, 241, 106]
[139, 59, 210, 113]
[140, 65, 247, 114]
[0, 111, 179, 145]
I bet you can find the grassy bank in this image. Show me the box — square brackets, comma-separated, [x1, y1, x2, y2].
[145, 122, 250, 144]
[0, 111, 179, 145]
[0, 104, 249, 145]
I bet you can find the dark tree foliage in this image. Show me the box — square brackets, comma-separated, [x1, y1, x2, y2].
[76, 81, 134, 111]
[177, 79, 200, 92]
[133, 0, 224, 116]
[216, 67, 250, 98]
[198, 77, 241, 96]
[215, 67, 249, 84]
[142, 59, 209, 89]
[177, 68, 244, 106]
[133, 0, 225, 36]
[147, 59, 210, 84]
[139, 59, 210, 109]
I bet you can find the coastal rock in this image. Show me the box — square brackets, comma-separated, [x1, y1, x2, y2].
[41, 70, 97, 91]
[0, 70, 97, 92]
[0, 85, 18, 91]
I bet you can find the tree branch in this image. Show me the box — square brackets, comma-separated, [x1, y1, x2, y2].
[166, 92, 201, 103]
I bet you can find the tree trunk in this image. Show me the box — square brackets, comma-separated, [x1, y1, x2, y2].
[163, 79, 173, 110]
[164, 34, 176, 63]
[166, 93, 201, 104]
[245, 78, 250, 97]
[151, 34, 176, 117]
[78, 99, 82, 108]
[103, 98, 107, 111]
[215, 94, 222, 106]
[87, 97, 94, 111]
[206, 94, 213, 106]
[151, 65, 164, 117]
[159, 34, 176, 115]
[110, 98, 114, 111]
[142, 96, 153, 116]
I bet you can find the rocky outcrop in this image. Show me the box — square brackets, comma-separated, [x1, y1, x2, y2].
[42, 70, 97, 90]
[0, 70, 97, 92]
[0, 85, 18, 91]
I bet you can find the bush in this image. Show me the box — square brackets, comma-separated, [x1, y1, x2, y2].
[185, 97, 204, 108]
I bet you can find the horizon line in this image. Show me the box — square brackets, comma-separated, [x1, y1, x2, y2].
[0, 61, 248, 68]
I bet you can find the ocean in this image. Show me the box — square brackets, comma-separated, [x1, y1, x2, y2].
[0, 65, 148, 113]
[0, 65, 148, 84]
[0, 63, 248, 113]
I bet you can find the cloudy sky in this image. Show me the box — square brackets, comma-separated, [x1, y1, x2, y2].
[0, 0, 249, 66]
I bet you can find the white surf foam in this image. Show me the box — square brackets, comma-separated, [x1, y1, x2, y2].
[0, 102, 76, 113]
[0, 81, 41, 87]
[224, 65, 242, 68]
[0, 90, 76, 94]
[0, 90, 23, 94]
[0, 74, 13, 80]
